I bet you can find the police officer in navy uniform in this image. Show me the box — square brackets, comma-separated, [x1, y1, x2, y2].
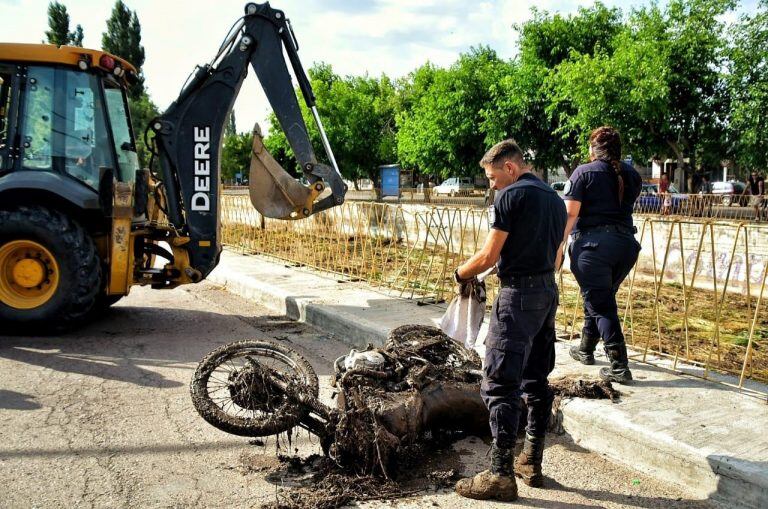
[560, 126, 642, 383]
[454, 140, 566, 501]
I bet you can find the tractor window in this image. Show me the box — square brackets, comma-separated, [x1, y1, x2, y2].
[21, 67, 115, 189]
[104, 86, 138, 182]
[0, 72, 13, 170]
[20, 67, 54, 170]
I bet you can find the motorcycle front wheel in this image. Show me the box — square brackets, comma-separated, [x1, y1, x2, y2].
[190, 340, 319, 437]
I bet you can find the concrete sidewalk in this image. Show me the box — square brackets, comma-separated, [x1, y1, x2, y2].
[209, 250, 768, 509]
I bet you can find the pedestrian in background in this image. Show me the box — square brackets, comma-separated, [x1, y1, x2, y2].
[560, 126, 642, 384]
[453, 140, 566, 501]
[659, 172, 671, 215]
[745, 171, 765, 222]
[700, 174, 713, 217]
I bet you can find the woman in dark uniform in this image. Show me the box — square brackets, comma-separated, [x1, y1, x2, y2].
[561, 126, 641, 383]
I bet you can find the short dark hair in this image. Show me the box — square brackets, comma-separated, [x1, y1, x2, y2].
[480, 139, 524, 168]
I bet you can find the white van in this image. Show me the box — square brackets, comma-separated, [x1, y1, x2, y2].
[433, 177, 475, 196]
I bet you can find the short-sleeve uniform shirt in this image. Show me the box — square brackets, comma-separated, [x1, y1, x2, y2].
[563, 160, 641, 233]
[490, 173, 566, 278]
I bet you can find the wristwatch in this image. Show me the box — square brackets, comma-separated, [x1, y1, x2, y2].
[453, 268, 466, 283]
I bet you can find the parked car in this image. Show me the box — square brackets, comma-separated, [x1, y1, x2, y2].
[433, 177, 475, 196]
[635, 183, 688, 213]
[551, 181, 568, 196]
[711, 181, 748, 206]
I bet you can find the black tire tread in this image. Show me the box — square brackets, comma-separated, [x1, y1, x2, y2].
[190, 340, 319, 437]
[0, 206, 101, 332]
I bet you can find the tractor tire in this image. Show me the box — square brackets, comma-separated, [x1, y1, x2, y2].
[0, 206, 101, 332]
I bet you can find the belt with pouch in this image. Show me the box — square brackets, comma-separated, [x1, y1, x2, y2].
[572, 224, 637, 241]
[499, 271, 555, 289]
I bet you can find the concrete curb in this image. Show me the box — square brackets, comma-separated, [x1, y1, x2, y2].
[209, 250, 768, 509]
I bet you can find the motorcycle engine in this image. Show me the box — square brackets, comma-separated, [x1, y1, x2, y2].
[343, 349, 386, 371]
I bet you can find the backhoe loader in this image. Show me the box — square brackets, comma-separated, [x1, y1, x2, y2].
[0, 2, 346, 331]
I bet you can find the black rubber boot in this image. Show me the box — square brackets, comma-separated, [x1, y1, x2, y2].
[600, 344, 633, 384]
[514, 434, 545, 487]
[569, 335, 600, 365]
[456, 441, 518, 501]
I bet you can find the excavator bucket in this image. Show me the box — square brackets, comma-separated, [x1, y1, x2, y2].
[248, 124, 322, 220]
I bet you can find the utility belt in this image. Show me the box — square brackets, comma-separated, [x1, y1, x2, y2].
[572, 224, 637, 241]
[499, 271, 556, 289]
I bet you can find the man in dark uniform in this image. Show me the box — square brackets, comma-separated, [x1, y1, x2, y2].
[454, 140, 566, 501]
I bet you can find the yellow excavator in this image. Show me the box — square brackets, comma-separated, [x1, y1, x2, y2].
[0, 2, 346, 331]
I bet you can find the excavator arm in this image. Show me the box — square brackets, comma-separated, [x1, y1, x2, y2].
[150, 2, 346, 279]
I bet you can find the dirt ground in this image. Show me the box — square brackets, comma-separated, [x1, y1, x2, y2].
[0, 283, 714, 508]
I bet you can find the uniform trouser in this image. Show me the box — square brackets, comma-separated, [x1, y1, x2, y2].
[569, 231, 641, 349]
[481, 280, 558, 448]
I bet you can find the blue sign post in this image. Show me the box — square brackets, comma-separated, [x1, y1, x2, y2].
[380, 165, 400, 197]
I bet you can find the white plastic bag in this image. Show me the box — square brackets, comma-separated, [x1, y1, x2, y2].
[440, 266, 496, 349]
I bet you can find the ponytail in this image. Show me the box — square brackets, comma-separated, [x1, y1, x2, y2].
[589, 126, 624, 204]
[611, 160, 625, 204]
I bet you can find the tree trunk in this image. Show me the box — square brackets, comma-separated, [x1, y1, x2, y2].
[666, 139, 688, 192]
[562, 156, 580, 179]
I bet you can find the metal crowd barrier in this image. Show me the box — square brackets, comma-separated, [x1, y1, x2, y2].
[220, 195, 768, 395]
[342, 188, 767, 223]
[345, 187, 489, 208]
[634, 193, 765, 222]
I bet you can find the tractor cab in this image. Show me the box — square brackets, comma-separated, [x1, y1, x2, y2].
[0, 44, 139, 191]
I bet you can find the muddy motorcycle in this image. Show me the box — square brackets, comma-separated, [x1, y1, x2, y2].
[190, 325, 490, 474]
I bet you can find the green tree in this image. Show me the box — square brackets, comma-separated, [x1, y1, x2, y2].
[481, 4, 623, 178]
[263, 63, 399, 187]
[546, 9, 669, 164]
[221, 131, 253, 183]
[128, 92, 159, 168]
[44, 1, 83, 47]
[102, 1, 155, 167]
[225, 111, 237, 139]
[660, 0, 735, 188]
[70, 24, 84, 47]
[727, 0, 768, 172]
[102, 0, 146, 99]
[525, 0, 733, 188]
[396, 46, 506, 179]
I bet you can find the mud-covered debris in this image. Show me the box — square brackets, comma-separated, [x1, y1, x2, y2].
[550, 377, 621, 402]
[426, 469, 458, 489]
[546, 377, 622, 434]
[325, 325, 486, 477]
[261, 456, 415, 509]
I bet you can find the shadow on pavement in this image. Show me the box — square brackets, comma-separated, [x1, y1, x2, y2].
[0, 389, 42, 410]
[0, 303, 340, 387]
[0, 439, 252, 459]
